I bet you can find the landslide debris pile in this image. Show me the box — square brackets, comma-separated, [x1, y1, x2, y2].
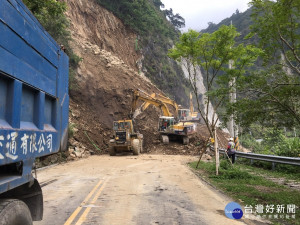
[134, 105, 228, 156]
[43, 0, 230, 161]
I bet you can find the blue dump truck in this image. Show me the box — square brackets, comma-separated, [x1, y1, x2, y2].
[0, 0, 69, 224]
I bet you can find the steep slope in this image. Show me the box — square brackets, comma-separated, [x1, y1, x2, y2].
[59, 0, 229, 157]
[63, 0, 165, 152]
[64, 0, 140, 70]
[201, 8, 254, 44]
[94, 0, 191, 105]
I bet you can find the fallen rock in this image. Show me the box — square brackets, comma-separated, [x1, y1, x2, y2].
[203, 154, 212, 160]
[74, 151, 82, 158]
[89, 150, 95, 155]
[68, 148, 74, 154]
[152, 140, 160, 144]
[69, 138, 78, 146]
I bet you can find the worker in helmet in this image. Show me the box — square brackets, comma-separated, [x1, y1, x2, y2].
[226, 137, 236, 164]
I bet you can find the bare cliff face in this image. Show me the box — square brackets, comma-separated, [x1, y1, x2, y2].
[62, 0, 163, 152]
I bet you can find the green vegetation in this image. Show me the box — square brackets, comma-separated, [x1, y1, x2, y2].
[249, 0, 300, 73]
[226, 0, 300, 131]
[239, 126, 300, 157]
[196, 0, 300, 159]
[83, 131, 102, 152]
[95, 0, 179, 37]
[235, 158, 300, 181]
[190, 160, 300, 225]
[68, 122, 76, 139]
[168, 26, 261, 175]
[23, 0, 81, 89]
[203, 8, 254, 44]
[95, 0, 191, 104]
[23, 0, 69, 44]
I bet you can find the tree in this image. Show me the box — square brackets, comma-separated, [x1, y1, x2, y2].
[249, 0, 300, 76]
[164, 8, 185, 29]
[168, 26, 261, 174]
[23, 0, 70, 46]
[152, 0, 164, 9]
[233, 67, 300, 129]
[231, 0, 300, 129]
[23, 0, 82, 89]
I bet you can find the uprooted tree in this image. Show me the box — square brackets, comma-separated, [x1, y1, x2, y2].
[168, 26, 261, 175]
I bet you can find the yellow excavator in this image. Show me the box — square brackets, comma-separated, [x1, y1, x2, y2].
[138, 92, 179, 117]
[131, 89, 196, 145]
[178, 92, 200, 122]
[140, 92, 199, 122]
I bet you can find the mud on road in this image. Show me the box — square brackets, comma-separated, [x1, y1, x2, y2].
[34, 155, 265, 225]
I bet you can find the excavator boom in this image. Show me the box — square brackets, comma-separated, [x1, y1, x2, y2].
[131, 89, 173, 117]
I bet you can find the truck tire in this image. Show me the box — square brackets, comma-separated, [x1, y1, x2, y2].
[183, 137, 189, 145]
[109, 146, 116, 156]
[132, 139, 140, 155]
[161, 135, 169, 145]
[0, 199, 32, 225]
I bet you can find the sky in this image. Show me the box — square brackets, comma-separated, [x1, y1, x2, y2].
[161, 0, 250, 31]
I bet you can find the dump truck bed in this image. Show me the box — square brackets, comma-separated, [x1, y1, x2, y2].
[0, 0, 69, 194]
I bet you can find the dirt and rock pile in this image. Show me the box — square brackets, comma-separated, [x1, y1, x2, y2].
[43, 0, 231, 161]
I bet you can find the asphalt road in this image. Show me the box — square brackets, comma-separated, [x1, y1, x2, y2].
[34, 155, 265, 225]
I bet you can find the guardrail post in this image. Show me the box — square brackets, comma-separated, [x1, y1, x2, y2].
[272, 162, 276, 171]
[250, 159, 253, 165]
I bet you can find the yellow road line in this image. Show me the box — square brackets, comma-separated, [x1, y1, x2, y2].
[64, 178, 104, 225]
[75, 178, 110, 225]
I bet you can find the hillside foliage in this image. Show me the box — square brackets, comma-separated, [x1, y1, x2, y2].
[232, 0, 300, 129]
[200, 0, 300, 157]
[95, 0, 191, 104]
[202, 8, 254, 44]
[168, 26, 261, 138]
[23, 0, 81, 88]
[200, 0, 300, 130]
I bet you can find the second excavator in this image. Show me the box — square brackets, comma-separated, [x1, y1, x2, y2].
[131, 89, 197, 145]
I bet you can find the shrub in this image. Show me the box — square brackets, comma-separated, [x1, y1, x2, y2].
[220, 159, 231, 170]
[68, 122, 76, 138]
[274, 137, 300, 157]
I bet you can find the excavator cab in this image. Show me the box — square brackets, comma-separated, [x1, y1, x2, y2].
[178, 109, 191, 121]
[158, 116, 175, 132]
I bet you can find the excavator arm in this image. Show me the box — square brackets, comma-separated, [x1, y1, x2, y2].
[155, 93, 178, 116]
[138, 92, 178, 117]
[131, 89, 173, 117]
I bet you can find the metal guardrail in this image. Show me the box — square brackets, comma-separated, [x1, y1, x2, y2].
[219, 149, 300, 167]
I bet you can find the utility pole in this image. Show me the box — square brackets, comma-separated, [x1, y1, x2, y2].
[228, 59, 234, 138]
[228, 21, 238, 139]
